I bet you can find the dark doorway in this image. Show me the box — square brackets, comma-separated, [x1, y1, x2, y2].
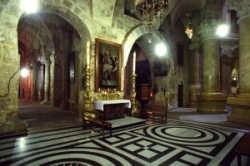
[178, 84, 183, 107]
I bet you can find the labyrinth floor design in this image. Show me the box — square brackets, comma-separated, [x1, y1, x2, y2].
[0, 119, 247, 166]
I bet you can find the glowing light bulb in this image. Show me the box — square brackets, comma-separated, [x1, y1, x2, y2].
[216, 24, 229, 37]
[20, 0, 39, 14]
[155, 42, 167, 57]
[20, 67, 29, 78]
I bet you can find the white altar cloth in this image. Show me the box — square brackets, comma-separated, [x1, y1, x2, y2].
[94, 99, 131, 111]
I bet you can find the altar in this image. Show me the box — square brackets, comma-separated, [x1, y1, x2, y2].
[94, 99, 131, 120]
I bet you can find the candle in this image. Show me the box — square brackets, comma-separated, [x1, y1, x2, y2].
[133, 51, 136, 73]
[86, 41, 90, 65]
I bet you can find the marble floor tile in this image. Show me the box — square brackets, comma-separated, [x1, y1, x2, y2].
[0, 119, 249, 166]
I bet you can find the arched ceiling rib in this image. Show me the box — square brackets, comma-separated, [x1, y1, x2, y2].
[130, 0, 207, 63]
[18, 14, 54, 56]
[169, 0, 206, 28]
[17, 12, 82, 63]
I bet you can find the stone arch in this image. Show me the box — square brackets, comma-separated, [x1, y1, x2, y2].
[0, 1, 95, 134]
[122, 24, 175, 96]
[43, 4, 92, 44]
[17, 14, 55, 57]
[122, 24, 174, 68]
[0, 0, 93, 76]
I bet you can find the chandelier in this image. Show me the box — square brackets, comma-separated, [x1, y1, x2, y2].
[185, 13, 193, 39]
[132, 0, 168, 26]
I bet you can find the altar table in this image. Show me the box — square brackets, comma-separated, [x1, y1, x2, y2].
[94, 99, 131, 120]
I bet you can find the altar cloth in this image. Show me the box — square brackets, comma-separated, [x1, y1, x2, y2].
[94, 99, 131, 111]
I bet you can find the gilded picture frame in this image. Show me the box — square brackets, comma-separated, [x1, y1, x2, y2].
[95, 38, 121, 92]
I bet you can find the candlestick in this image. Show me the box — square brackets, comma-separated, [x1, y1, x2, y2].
[86, 41, 90, 65]
[133, 51, 136, 73]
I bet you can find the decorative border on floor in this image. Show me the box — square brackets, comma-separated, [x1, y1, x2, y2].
[0, 119, 246, 166]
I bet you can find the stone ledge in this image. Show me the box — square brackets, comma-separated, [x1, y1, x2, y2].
[197, 92, 227, 113]
[227, 95, 250, 126]
[198, 92, 227, 101]
[227, 96, 250, 107]
[228, 114, 250, 126]
[0, 119, 27, 136]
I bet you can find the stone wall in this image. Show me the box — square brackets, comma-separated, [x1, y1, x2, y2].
[0, 0, 181, 135]
[0, 0, 27, 134]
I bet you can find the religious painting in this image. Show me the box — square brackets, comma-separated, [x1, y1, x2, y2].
[153, 58, 169, 77]
[95, 38, 121, 91]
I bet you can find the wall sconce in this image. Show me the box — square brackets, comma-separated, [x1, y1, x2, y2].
[0, 66, 31, 98]
[20, 67, 30, 78]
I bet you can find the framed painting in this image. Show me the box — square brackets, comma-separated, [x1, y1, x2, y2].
[95, 38, 121, 92]
[153, 58, 169, 77]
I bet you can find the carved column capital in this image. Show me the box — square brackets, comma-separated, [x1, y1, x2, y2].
[45, 56, 51, 64]
[198, 24, 217, 42]
[228, 0, 250, 22]
[188, 40, 200, 50]
[220, 54, 234, 66]
[49, 54, 55, 63]
[220, 48, 233, 57]
[198, 10, 220, 42]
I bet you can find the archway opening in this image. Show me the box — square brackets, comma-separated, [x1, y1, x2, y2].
[17, 12, 82, 131]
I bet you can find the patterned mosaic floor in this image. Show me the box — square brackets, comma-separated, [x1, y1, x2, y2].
[0, 119, 248, 166]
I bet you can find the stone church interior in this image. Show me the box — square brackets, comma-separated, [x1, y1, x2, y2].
[1, 0, 250, 165]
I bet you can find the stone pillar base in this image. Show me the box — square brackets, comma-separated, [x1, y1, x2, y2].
[189, 84, 201, 107]
[0, 117, 27, 136]
[197, 92, 227, 113]
[40, 100, 50, 105]
[227, 95, 250, 125]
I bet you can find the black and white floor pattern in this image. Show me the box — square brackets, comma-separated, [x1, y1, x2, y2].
[0, 119, 247, 166]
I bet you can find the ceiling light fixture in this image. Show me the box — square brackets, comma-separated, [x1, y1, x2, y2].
[20, 0, 39, 14]
[216, 10, 230, 37]
[155, 41, 167, 57]
[185, 13, 193, 39]
[216, 23, 229, 37]
[132, 0, 168, 29]
[185, 0, 193, 39]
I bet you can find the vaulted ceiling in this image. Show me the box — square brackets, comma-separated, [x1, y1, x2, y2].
[18, 13, 78, 63]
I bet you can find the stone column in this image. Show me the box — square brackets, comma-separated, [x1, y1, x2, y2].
[31, 51, 39, 101]
[77, 50, 85, 116]
[188, 38, 201, 107]
[38, 45, 45, 101]
[30, 61, 36, 101]
[220, 53, 233, 94]
[60, 51, 69, 109]
[227, 0, 250, 125]
[50, 54, 55, 106]
[37, 62, 44, 101]
[41, 56, 51, 104]
[197, 10, 227, 113]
